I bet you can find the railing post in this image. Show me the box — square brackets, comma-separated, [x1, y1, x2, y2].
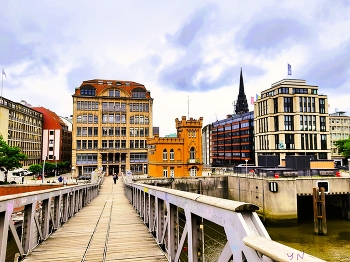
[54, 195, 61, 229]
[0, 206, 11, 261]
[144, 190, 149, 225]
[41, 198, 51, 240]
[167, 203, 177, 261]
[62, 193, 69, 222]
[185, 210, 200, 262]
[22, 202, 36, 254]
[156, 197, 165, 245]
[149, 194, 155, 233]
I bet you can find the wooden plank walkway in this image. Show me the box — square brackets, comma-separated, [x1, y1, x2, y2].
[22, 177, 168, 262]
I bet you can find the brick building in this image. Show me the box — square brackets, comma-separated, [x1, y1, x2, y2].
[147, 116, 203, 177]
[32, 107, 72, 164]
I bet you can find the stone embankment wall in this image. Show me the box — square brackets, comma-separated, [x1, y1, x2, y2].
[0, 184, 62, 196]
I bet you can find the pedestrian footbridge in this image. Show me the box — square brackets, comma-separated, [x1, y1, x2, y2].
[0, 176, 324, 261]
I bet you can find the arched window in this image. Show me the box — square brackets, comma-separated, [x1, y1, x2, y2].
[163, 149, 167, 160]
[190, 167, 197, 176]
[190, 147, 195, 160]
[170, 149, 174, 160]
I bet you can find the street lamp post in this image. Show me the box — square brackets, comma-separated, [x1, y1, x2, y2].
[54, 156, 57, 179]
[245, 159, 248, 177]
[42, 156, 48, 184]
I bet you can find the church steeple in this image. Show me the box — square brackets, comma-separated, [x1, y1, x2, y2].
[235, 68, 249, 115]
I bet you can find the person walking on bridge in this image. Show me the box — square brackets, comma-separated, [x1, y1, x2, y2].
[113, 173, 117, 184]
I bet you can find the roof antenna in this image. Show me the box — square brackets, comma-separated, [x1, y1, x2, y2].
[186, 95, 192, 119]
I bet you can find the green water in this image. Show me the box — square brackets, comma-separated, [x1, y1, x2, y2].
[266, 219, 350, 262]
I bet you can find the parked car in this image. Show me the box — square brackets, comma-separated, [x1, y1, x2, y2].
[22, 169, 33, 176]
[77, 175, 91, 180]
[339, 165, 349, 170]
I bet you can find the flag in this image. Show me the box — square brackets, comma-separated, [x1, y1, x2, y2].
[256, 94, 259, 101]
[288, 64, 292, 76]
[2, 69, 6, 79]
[251, 96, 254, 105]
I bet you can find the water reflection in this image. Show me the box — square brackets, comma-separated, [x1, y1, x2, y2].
[266, 219, 350, 262]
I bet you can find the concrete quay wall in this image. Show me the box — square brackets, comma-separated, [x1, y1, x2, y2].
[136, 175, 350, 223]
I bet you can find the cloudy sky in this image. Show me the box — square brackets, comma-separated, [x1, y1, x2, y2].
[1, 1, 350, 136]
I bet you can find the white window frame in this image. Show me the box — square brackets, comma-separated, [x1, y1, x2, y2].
[163, 168, 168, 177]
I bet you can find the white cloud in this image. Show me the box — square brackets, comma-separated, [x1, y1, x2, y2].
[1, 0, 350, 136]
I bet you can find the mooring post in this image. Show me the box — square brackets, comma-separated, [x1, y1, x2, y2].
[313, 187, 327, 235]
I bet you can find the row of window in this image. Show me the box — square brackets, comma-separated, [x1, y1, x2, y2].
[76, 114, 150, 125]
[76, 127, 150, 137]
[76, 101, 150, 112]
[77, 139, 148, 149]
[262, 87, 318, 97]
[211, 137, 251, 144]
[212, 145, 251, 151]
[330, 119, 350, 124]
[258, 97, 326, 116]
[257, 134, 328, 151]
[161, 147, 196, 160]
[258, 115, 327, 132]
[212, 152, 251, 158]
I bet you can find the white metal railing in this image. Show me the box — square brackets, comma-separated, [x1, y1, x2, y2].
[0, 180, 102, 262]
[124, 181, 325, 262]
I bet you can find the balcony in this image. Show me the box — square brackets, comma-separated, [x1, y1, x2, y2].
[188, 158, 200, 164]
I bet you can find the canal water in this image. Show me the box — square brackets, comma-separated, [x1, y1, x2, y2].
[197, 219, 350, 262]
[265, 219, 350, 262]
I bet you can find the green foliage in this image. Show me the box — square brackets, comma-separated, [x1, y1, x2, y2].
[334, 137, 350, 157]
[28, 164, 42, 174]
[43, 162, 55, 171]
[0, 134, 28, 171]
[57, 161, 70, 169]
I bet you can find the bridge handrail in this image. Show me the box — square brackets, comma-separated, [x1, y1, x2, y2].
[134, 182, 259, 212]
[243, 235, 322, 262]
[124, 181, 325, 262]
[0, 182, 102, 261]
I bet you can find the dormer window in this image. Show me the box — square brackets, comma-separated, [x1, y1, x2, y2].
[80, 84, 96, 96]
[132, 87, 146, 98]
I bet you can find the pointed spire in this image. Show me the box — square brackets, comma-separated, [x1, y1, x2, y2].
[235, 68, 249, 115]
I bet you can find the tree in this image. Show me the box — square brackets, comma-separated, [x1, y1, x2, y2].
[0, 134, 28, 171]
[43, 162, 56, 176]
[334, 137, 350, 157]
[28, 164, 42, 175]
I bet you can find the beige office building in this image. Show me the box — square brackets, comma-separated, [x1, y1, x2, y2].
[254, 79, 331, 165]
[72, 79, 153, 177]
[329, 111, 350, 166]
[0, 98, 43, 168]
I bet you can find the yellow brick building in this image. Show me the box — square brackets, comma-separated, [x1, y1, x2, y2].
[147, 116, 203, 177]
[72, 79, 153, 177]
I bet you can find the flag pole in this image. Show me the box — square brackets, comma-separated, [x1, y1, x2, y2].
[1, 68, 3, 100]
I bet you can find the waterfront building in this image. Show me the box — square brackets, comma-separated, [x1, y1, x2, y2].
[254, 79, 331, 165]
[32, 107, 72, 164]
[211, 112, 254, 166]
[329, 110, 350, 166]
[72, 79, 153, 177]
[147, 116, 203, 177]
[210, 68, 255, 166]
[202, 124, 212, 166]
[0, 97, 43, 168]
